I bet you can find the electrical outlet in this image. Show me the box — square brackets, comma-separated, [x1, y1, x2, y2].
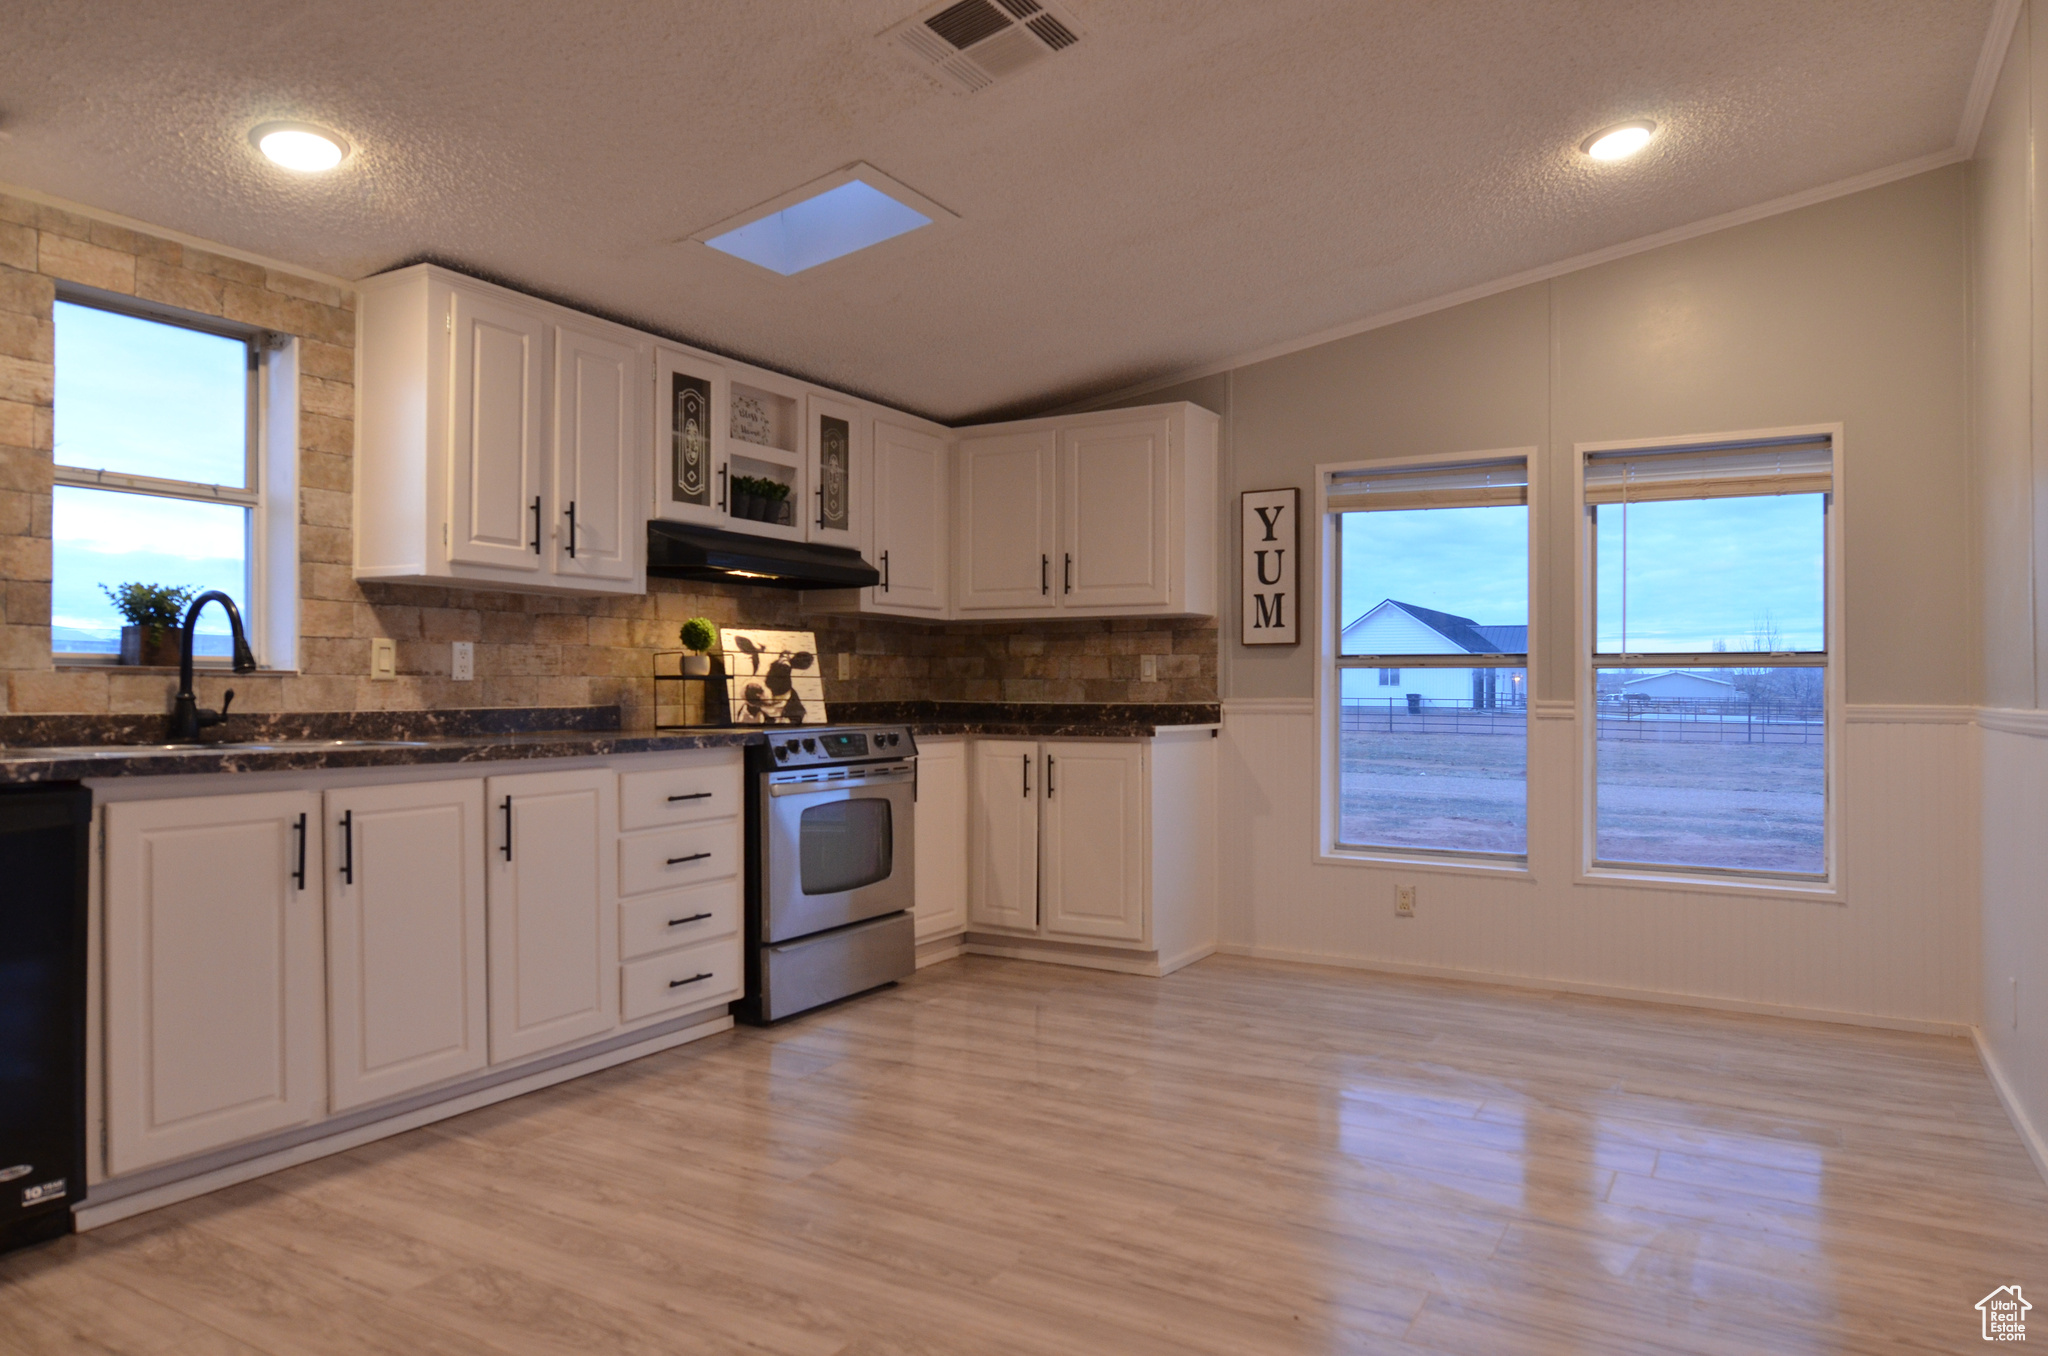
[451, 641, 474, 682]
[370, 637, 397, 681]
[1396, 884, 1416, 917]
[837, 652, 851, 680]
[1141, 653, 1158, 683]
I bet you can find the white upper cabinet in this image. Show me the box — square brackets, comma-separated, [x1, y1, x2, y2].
[448, 289, 547, 574]
[552, 322, 641, 584]
[952, 403, 1216, 620]
[650, 347, 729, 529]
[355, 264, 646, 595]
[870, 418, 949, 615]
[1061, 416, 1172, 609]
[955, 429, 1059, 612]
[806, 393, 869, 556]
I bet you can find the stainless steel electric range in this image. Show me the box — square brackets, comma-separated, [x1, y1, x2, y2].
[738, 725, 917, 1023]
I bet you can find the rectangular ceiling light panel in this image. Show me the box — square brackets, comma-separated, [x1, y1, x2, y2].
[705, 179, 934, 277]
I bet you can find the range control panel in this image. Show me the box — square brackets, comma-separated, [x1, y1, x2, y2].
[765, 724, 916, 767]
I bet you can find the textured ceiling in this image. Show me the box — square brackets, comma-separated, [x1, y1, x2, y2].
[0, 1, 1998, 421]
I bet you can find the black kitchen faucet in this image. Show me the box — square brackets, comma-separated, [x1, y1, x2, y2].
[167, 590, 258, 743]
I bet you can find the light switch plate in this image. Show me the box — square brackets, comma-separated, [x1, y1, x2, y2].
[1140, 654, 1158, 683]
[452, 641, 474, 682]
[837, 652, 851, 680]
[370, 637, 397, 681]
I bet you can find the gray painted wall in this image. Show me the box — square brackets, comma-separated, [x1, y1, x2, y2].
[1110, 167, 1973, 706]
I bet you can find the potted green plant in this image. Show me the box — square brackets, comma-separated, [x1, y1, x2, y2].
[730, 474, 760, 521]
[102, 582, 196, 666]
[760, 477, 791, 525]
[679, 617, 717, 676]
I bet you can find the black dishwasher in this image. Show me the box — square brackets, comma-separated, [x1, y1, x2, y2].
[0, 783, 89, 1255]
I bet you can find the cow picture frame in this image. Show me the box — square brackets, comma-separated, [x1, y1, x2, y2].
[1241, 488, 1299, 645]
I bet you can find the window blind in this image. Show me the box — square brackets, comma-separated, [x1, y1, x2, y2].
[1326, 458, 1527, 512]
[1583, 436, 1831, 505]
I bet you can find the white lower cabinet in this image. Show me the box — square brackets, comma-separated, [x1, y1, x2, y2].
[621, 936, 743, 1022]
[613, 749, 743, 1025]
[968, 738, 1040, 931]
[913, 736, 968, 941]
[965, 731, 1217, 969]
[1040, 741, 1147, 942]
[324, 779, 489, 1112]
[485, 767, 620, 1064]
[104, 791, 326, 1175]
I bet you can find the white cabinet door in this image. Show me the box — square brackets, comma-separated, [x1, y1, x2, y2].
[808, 394, 868, 556]
[872, 419, 948, 614]
[1040, 741, 1148, 943]
[552, 322, 640, 584]
[651, 347, 728, 528]
[104, 792, 324, 1175]
[486, 768, 619, 1064]
[913, 737, 968, 941]
[325, 779, 489, 1113]
[956, 430, 1057, 612]
[448, 288, 547, 572]
[1061, 416, 1172, 609]
[968, 739, 1039, 931]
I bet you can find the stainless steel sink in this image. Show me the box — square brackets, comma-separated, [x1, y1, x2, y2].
[3, 739, 435, 759]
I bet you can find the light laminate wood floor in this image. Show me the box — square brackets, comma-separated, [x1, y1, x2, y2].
[4, 955, 2045, 1355]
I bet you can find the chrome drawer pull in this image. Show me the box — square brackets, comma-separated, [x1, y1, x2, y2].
[666, 792, 714, 802]
[666, 851, 712, 865]
[668, 972, 714, 989]
[667, 912, 713, 927]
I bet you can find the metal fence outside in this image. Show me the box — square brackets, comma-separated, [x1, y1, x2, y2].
[1339, 695, 1824, 744]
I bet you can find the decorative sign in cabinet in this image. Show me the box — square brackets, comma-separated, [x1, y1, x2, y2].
[355, 264, 648, 595]
[965, 729, 1218, 975]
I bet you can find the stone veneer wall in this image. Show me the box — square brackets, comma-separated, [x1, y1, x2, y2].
[0, 191, 1216, 726]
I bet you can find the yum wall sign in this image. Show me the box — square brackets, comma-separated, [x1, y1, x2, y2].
[1241, 488, 1299, 646]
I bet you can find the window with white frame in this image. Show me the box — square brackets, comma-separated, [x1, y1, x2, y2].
[1584, 434, 1832, 879]
[1328, 457, 1529, 859]
[51, 295, 269, 661]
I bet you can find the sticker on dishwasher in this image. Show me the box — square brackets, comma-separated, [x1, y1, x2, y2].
[0, 1164, 31, 1183]
[21, 1177, 66, 1207]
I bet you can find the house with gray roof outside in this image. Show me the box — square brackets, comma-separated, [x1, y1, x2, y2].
[1339, 600, 1526, 707]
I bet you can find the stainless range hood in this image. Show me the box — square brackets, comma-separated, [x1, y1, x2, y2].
[645, 521, 881, 590]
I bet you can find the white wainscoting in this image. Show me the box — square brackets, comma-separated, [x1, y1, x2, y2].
[1980, 714, 2048, 1183]
[1217, 699, 1979, 1034]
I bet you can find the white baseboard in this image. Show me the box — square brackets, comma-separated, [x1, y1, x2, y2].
[1975, 1027, 2048, 1189]
[965, 938, 1170, 977]
[1157, 942, 1217, 976]
[916, 942, 965, 968]
[1212, 944, 1972, 1036]
[74, 1017, 733, 1232]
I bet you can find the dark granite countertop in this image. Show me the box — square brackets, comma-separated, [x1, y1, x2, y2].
[0, 702, 1221, 783]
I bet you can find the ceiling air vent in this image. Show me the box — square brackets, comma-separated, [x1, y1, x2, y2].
[887, 0, 1084, 94]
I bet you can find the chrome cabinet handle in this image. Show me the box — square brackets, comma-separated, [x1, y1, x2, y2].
[666, 851, 711, 866]
[668, 972, 714, 989]
[339, 809, 354, 884]
[667, 912, 714, 927]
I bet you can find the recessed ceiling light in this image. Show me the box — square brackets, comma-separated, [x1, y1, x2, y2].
[250, 121, 349, 173]
[1580, 120, 1656, 161]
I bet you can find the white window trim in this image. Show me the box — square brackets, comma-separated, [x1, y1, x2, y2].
[49, 286, 299, 671]
[1314, 445, 1539, 877]
[1570, 422, 1845, 903]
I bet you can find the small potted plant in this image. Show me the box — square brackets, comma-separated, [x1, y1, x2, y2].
[679, 617, 717, 676]
[729, 474, 759, 521]
[102, 582, 196, 666]
[760, 477, 791, 525]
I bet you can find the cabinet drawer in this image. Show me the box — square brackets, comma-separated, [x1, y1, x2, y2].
[619, 819, 740, 897]
[620, 879, 740, 961]
[622, 937, 742, 1021]
[619, 762, 741, 831]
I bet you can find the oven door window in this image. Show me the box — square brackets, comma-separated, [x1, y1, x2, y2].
[800, 797, 894, 895]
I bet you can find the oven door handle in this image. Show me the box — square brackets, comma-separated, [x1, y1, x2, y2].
[768, 766, 915, 797]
